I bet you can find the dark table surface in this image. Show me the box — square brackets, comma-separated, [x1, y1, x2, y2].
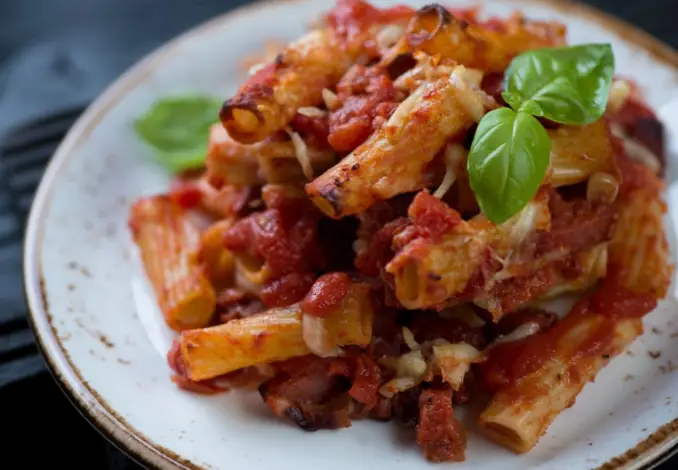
[1, 0, 677, 468]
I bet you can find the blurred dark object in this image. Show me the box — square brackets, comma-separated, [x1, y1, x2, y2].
[1, 0, 677, 468]
[0, 107, 83, 388]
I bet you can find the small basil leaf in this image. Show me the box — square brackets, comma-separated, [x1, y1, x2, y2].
[502, 44, 614, 125]
[467, 108, 551, 224]
[134, 95, 222, 172]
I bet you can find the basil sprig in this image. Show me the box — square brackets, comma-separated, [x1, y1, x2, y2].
[134, 95, 222, 173]
[503, 44, 614, 125]
[467, 108, 551, 224]
[467, 43, 614, 224]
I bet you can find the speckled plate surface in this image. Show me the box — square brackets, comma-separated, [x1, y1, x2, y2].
[23, 0, 678, 468]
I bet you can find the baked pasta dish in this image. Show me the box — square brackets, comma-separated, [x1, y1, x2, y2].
[128, 0, 673, 462]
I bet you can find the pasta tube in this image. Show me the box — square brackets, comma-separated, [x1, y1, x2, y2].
[387, 193, 551, 313]
[479, 289, 649, 453]
[199, 219, 236, 291]
[609, 162, 672, 297]
[205, 124, 261, 187]
[306, 66, 492, 218]
[180, 283, 373, 380]
[129, 196, 216, 330]
[389, 5, 566, 73]
[548, 120, 619, 187]
[221, 29, 353, 144]
[535, 243, 608, 299]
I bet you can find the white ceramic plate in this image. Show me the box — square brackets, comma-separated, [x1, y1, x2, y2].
[24, 1, 678, 469]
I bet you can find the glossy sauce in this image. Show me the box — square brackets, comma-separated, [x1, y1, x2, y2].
[589, 279, 657, 319]
[326, 0, 414, 46]
[224, 194, 324, 308]
[261, 272, 316, 308]
[478, 331, 556, 392]
[290, 112, 330, 149]
[355, 217, 409, 277]
[408, 191, 462, 240]
[168, 177, 203, 209]
[301, 272, 351, 317]
[328, 65, 399, 152]
[479, 282, 655, 392]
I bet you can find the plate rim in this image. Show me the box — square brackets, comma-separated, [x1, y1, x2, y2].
[21, 0, 678, 469]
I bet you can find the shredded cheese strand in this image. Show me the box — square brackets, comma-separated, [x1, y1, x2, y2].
[285, 126, 314, 180]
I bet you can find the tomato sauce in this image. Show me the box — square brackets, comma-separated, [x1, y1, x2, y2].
[261, 272, 316, 308]
[537, 189, 617, 256]
[477, 331, 556, 392]
[480, 279, 655, 392]
[355, 217, 409, 277]
[616, 151, 663, 198]
[168, 177, 202, 209]
[348, 354, 382, 407]
[590, 278, 657, 320]
[302, 272, 351, 317]
[327, 0, 414, 45]
[416, 388, 467, 462]
[408, 191, 462, 240]
[224, 193, 325, 308]
[224, 210, 319, 279]
[485, 264, 560, 315]
[290, 112, 330, 149]
[328, 65, 400, 152]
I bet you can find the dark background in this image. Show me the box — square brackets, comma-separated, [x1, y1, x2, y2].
[1, 0, 676, 468]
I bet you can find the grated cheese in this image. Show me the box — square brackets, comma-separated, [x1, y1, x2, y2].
[449, 66, 486, 123]
[608, 79, 631, 113]
[376, 24, 405, 50]
[402, 327, 420, 350]
[247, 62, 267, 76]
[285, 126, 314, 180]
[322, 88, 341, 111]
[491, 322, 542, 347]
[433, 143, 467, 199]
[297, 106, 328, 118]
[302, 313, 342, 357]
[432, 342, 482, 390]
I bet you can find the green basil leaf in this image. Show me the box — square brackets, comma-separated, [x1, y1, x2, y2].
[502, 44, 614, 125]
[467, 108, 551, 224]
[134, 95, 222, 172]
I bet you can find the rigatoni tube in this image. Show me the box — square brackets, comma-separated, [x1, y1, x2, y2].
[180, 283, 373, 380]
[388, 5, 566, 73]
[199, 219, 236, 292]
[306, 66, 492, 218]
[205, 124, 261, 187]
[609, 163, 672, 297]
[548, 120, 619, 187]
[479, 307, 642, 453]
[221, 29, 353, 144]
[129, 196, 216, 330]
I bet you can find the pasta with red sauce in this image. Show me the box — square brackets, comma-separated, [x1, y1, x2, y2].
[128, 0, 673, 462]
